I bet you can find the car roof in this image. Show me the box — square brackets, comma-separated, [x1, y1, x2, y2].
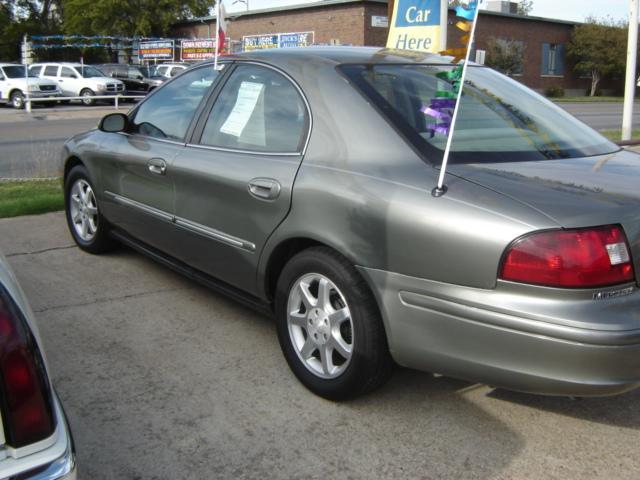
[209, 46, 453, 68]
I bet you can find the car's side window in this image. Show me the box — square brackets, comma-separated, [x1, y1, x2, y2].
[61, 67, 76, 78]
[200, 65, 307, 153]
[129, 66, 220, 142]
[30, 66, 42, 76]
[43, 65, 58, 77]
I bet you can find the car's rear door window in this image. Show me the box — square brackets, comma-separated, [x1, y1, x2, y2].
[129, 65, 221, 142]
[199, 64, 308, 153]
[43, 65, 58, 77]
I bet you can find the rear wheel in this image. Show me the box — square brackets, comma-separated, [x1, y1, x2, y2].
[64, 165, 116, 253]
[10, 91, 24, 109]
[80, 88, 95, 106]
[275, 247, 393, 400]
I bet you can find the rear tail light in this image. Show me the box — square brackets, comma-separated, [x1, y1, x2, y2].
[499, 225, 635, 288]
[0, 289, 55, 448]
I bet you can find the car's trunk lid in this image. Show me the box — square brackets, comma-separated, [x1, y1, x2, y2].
[449, 149, 640, 285]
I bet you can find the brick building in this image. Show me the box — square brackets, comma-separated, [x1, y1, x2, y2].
[171, 2, 617, 96]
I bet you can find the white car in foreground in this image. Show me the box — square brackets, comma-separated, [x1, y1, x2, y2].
[0, 252, 76, 479]
[0, 64, 61, 109]
[30, 62, 124, 106]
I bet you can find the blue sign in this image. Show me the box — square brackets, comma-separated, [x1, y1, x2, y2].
[243, 34, 279, 51]
[394, 0, 441, 28]
[279, 32, 312, 49]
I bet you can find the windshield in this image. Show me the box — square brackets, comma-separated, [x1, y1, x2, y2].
[341, 64, 619, 164]
[77, 66, 105, 78]
[2, 66, 38, 79]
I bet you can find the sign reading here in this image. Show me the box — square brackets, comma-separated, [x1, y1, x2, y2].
[386, 0, 446, 53]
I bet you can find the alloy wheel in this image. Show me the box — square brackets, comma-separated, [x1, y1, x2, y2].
[69, 179, 98, 241]
[287, 273, 354, 379]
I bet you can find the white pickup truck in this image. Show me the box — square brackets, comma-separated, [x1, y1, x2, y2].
[0, 63, 61, 109]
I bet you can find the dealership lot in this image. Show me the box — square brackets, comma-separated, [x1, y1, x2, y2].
[1, 211, 639, 479]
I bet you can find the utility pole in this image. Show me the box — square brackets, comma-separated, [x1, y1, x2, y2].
[622, 0, 639, 141]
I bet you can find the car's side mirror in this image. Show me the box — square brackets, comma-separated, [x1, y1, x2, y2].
[99, 113, 128, 133]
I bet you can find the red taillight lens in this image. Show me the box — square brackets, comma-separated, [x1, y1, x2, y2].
[500, 225, 635, 288]
[0, 293, 55, 448]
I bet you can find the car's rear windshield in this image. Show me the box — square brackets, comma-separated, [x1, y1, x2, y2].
[340, 64, 619, 164]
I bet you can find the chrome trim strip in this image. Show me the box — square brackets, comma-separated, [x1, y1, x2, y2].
[185, 143, 301, 157]
[174, 217, 256, 252]
[104, 191, 255, 252]
[104, 191, 173, 222]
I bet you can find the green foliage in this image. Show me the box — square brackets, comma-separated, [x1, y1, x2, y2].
[0, 179, 63, 219]
[485, 37, 525, 76]
[517, 0, 534, 16]
[62, 0, 210, 37]
[544, 86, 565, 98]
[568, 17, 627, 96]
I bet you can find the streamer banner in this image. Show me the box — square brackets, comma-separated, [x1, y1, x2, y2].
[386, 0, 448, 53]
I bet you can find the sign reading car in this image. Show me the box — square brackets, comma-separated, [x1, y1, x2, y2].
[181, 39, 218, 60]
[386, 0, 448, 52]
[139, 41, 174, 60]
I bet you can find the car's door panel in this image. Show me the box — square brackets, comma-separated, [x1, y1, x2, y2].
[96, 65, 223, 253]
[171, 147, 303, 293]
[169, 63, 310, 294]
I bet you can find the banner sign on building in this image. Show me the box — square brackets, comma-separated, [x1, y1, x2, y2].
[386, 0, 447, 53]
[243, 34, 279, 51]
[181, 39, 217, 60]
[139, 40, 174, 60]
[242, 32, 314, 51]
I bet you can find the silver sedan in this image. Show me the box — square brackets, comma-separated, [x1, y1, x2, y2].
[61, 47, 640, 400]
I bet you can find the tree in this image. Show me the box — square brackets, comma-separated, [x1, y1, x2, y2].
[62, 0, 210, 37]
[517, 0, 533, 16]
[485, 37, 525, 76]
[568, 17, 627, 96]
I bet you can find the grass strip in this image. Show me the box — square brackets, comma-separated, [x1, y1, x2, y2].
[0, 179, 64, 219]
[600, 129, 640, 143]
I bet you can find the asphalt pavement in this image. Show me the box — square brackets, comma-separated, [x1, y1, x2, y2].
[558, 102, 640, 131]
[1, 211, 639, 479]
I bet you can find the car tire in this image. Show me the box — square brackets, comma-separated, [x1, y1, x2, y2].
[10, 91, 25, 109]
[80, 88, 95, 106]
[64, 165, 116, 254]
[275, 247, 393, 400]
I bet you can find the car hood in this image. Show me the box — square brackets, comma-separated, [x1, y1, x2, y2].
[450, 148, 640, 276]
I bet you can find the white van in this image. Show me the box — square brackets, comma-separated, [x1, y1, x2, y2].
[0, 63, 61, 109]
[30, 62, 124, 105]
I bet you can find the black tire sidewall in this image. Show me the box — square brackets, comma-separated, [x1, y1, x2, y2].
[64, 166, 111, 253]
[275, 249, 389, 400]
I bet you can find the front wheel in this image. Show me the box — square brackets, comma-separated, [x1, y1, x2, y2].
[64, 165, 116, 253]
[80, 88, 95, 106]
[10, 91, 24, 109]
[275, 247, 393, 400]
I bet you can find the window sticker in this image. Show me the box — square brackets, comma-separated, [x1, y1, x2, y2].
[220, 81, 265, 138]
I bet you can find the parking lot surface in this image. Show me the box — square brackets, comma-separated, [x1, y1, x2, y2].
[1, 212, 639, 479]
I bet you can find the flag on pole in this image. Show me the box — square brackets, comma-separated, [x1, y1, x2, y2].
[214, 0, 227, 69]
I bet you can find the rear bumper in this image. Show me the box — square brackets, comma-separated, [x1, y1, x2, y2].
[359, 266, 640, 397]
[3, 392, 76, 480]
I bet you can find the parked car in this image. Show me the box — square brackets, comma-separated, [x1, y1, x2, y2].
[154, 63, 187, 78]
[30, 62, 124, 106]
[0, 252, 76, 478]
[61, 47, 640, 401]
[96, 64, 164, 95]
[0, 63, 61, 109]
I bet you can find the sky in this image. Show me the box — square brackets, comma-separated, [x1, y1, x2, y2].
[225, 0, 632, 22]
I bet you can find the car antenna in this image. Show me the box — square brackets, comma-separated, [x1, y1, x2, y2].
[432, 1, 482, 198]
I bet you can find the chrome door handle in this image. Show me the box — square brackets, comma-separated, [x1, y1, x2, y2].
[248, 178, 281, 200]
[148, 158, 167, 175]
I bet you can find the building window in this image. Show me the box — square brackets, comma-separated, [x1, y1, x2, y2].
[542, 43, 565, 76]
